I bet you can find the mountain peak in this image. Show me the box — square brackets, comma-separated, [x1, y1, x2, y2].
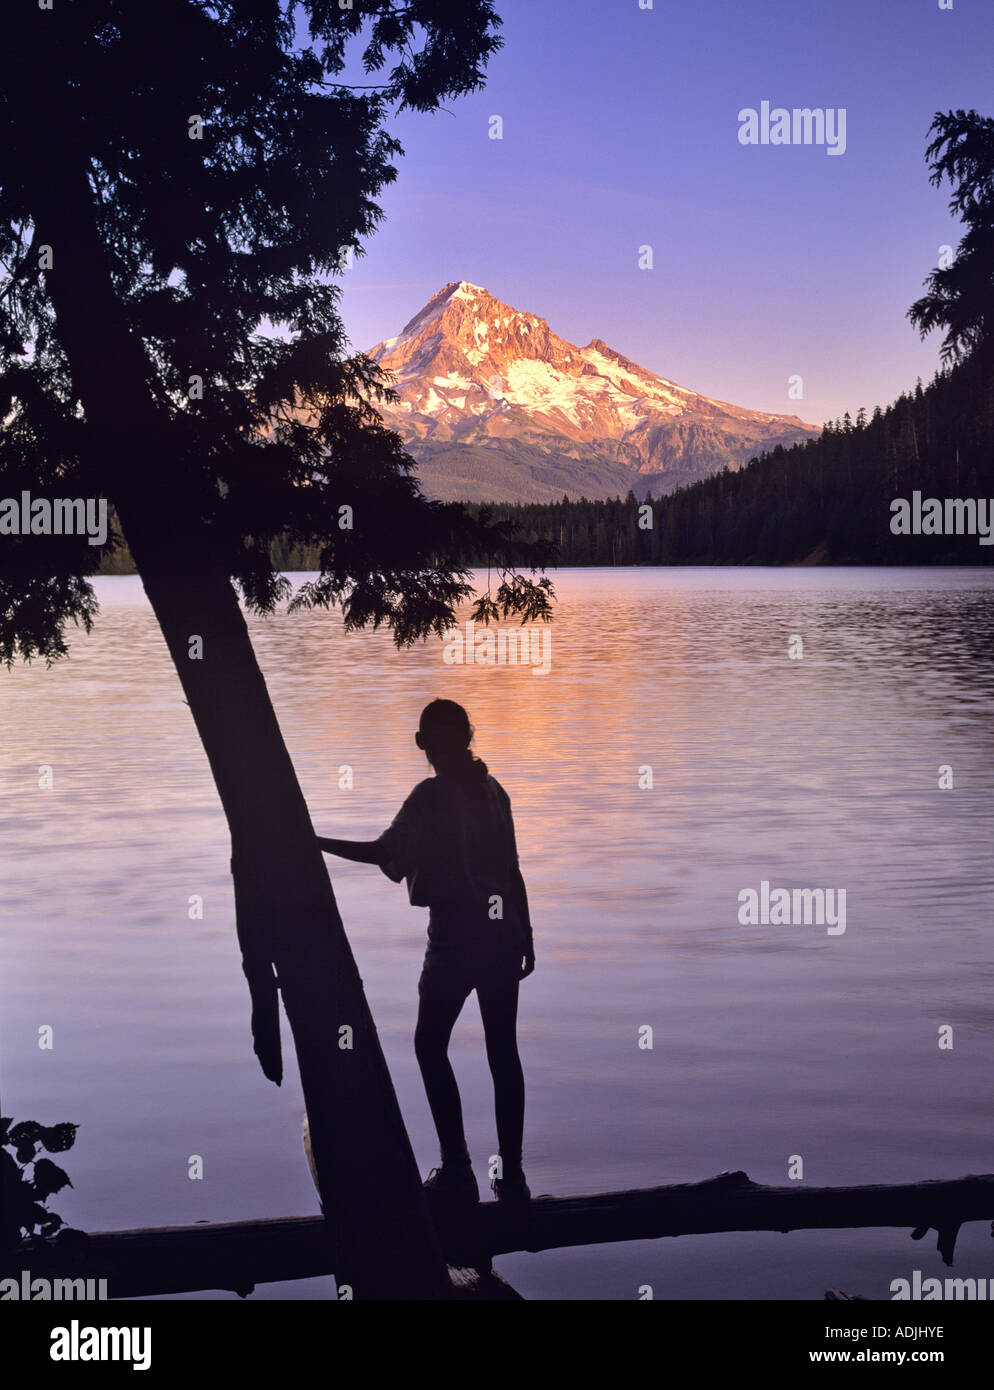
[365, 283, 819, 503]
[446, 280, 488, 298]
[429, 280, 492, 312]
[387, 280, 499, 348]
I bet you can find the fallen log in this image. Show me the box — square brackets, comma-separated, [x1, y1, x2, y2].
[472, 1170, 994, 1266]
[0, 1217, 325, 1300]
[3, 1171, 991, 1299]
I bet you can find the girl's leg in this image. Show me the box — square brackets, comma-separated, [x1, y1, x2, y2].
[414, 968, 472, 1166]
[476, 970, 525, 1175]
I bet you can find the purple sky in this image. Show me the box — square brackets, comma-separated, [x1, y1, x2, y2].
[337, 0, 993, 429]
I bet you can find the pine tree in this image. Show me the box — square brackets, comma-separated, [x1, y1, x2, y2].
[908, 109, 994, 365]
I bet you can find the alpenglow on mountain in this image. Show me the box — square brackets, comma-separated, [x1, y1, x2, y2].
[366, 282, 819, 503]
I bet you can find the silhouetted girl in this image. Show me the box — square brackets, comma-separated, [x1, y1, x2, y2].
[318, 699, 534, 1203]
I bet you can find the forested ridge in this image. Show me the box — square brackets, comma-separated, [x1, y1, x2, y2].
[459, 355, 994, 567]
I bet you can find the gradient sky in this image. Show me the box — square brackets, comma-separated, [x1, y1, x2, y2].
[337, 0, 994, 428]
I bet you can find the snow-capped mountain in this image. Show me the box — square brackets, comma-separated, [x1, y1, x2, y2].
[365, 282, 819, 503]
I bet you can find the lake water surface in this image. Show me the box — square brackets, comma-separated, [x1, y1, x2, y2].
[2, 568, 993, 1300]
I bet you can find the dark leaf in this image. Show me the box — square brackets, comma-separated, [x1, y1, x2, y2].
[32, 1157, 73, 1200]
[8, 1121, 42, 1163]
[38, 1123, 78, 1154]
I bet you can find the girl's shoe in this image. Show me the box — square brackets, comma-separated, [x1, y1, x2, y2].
[423, 1164, 480, 1203]
[491, 1171, 531, 1203]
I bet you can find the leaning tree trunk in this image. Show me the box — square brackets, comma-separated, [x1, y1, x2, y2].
[20, 143, 451, 1300]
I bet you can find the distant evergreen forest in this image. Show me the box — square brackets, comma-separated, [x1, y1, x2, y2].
[97, 355, 994, 575]
[464, 355, 994, 567]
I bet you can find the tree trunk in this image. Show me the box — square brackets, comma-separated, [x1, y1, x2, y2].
[21, 139, 451, 1300]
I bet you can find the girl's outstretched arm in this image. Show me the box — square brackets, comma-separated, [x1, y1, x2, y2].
[316, 835, 385, 866]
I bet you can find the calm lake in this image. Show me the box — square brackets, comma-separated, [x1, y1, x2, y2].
[3, 567, 994, 1300]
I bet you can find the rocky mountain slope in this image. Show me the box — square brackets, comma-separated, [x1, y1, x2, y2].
[366, 282, 819, 502]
